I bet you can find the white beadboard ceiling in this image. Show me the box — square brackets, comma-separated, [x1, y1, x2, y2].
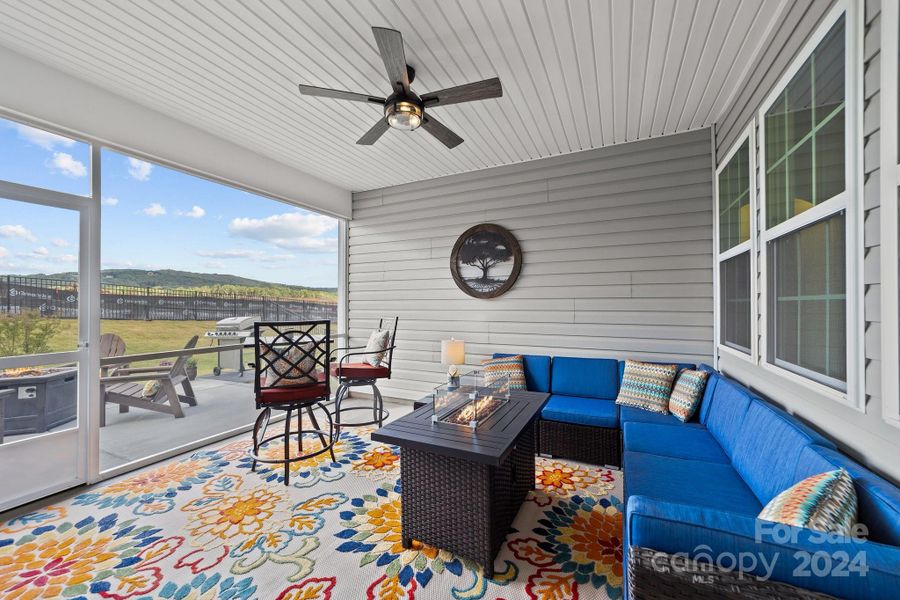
[0, 0, 789, 192]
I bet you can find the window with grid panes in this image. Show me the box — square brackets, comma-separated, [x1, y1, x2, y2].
[762, 14, 849, 391]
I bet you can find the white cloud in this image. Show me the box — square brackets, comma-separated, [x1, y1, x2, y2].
[59, 254, 78, 263]
[177, 205, 206, 218]
[0, 246, 8, 259]
[49, 152, 87, 177]
[197, 249, 265, 259]
[0, 224, 37, 242]
[127, 157, 153, 181]
[196, 249, 295, 262]
[16, 124, 74, 150]
[52, 238, 70, 247]
[228, 212, 337, 251]
[102, 196, 119, 206]
[32, 246, 49, 256]
[102, 260, 136, 269]
[142, 203, 166, 217]
[203, 260, 226, 270]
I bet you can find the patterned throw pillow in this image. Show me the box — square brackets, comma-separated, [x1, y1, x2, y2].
[481, 355, 527, 391]
[364, 329, 391, 367]
[668, 369, 710, 422]
[615, 359, 678, 414]
[759, 469, 858, 536]
[261, 342, 317, 387]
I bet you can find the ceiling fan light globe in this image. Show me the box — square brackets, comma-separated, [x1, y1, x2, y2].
[385, 100, 423, 131]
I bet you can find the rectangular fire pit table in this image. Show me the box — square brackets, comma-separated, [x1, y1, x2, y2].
[371, 390, 548, 578]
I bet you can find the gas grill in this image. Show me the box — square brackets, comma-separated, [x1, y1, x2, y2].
[205, 316, 258, 376]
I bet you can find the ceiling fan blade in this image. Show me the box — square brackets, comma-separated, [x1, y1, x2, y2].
[421, 114, 463, 149]
[357, 118, 391, 145]
[421, 77, 502, 107]
[372, 27, 409, 94]
[298, 84, 385, 104]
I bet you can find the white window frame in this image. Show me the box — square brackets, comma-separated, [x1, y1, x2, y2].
[756, 0, 865, 410]
[714, 124, 757, 363]
[881, 0, 900, 426]
[0, 107, 349, 483]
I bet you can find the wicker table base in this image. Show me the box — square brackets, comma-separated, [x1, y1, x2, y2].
[399, 424, 536, 578]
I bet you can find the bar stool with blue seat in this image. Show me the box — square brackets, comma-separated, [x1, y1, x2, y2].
[249, 320, 336, 486]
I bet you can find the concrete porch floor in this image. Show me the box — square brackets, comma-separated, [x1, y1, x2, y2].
[1, 385, 415, 523]
[100, 372, 414, 471]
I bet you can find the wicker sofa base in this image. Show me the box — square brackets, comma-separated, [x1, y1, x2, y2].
[399, 423, 535, 578]
[628, 546, 838, 600]
[538, 419, 621, 467]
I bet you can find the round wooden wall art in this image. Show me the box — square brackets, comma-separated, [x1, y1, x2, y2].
[450, 223, 522, 299]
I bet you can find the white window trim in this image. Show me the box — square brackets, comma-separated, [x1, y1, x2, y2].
[881, 0, 900, 427]
[756, 0, 865, 411]
[714, 123, 757, 364]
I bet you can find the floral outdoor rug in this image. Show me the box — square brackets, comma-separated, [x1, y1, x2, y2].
[0, 425, 624, 600]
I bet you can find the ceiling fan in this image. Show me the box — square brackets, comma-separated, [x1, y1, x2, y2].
[298, 27, 502, 149]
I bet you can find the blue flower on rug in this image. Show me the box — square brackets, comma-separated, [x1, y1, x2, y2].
[533, 494, 625, 598]
[154, 573, 256, 600]
[237, 431, 369, 488]
[71, 449, 229, 515]
[334, 480, 517, 598]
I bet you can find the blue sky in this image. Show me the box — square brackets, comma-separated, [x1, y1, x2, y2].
[0, 117, 338, 288]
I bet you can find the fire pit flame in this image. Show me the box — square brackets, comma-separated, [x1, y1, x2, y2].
[444, 394, 504, 426]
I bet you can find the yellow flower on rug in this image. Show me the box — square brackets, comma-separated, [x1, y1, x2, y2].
[351, 445, 400, 481]
[182, 473, 289, 548]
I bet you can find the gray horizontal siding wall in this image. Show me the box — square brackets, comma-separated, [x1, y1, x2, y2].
[716, 0, 900, 484]
[349, 128, 714, 400]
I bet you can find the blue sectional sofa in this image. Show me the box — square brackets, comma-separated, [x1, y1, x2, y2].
[493, 353, 900, 600]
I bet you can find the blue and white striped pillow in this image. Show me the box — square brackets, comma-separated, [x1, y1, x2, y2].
[615, 359, 678, 414]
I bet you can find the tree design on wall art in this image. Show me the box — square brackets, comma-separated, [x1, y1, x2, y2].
[450, 223, 522, 299]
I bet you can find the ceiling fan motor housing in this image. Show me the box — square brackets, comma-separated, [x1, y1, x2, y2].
[384, 90, 424, 131]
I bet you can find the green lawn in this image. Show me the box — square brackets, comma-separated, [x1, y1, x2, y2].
[48, 319, 223, 375]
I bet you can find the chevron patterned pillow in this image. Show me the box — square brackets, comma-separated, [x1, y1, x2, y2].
[758, 469, 858, 536]
[481, 355, 527, 391]
[615, 359, 678, 414]
[668, 369, 710, 422]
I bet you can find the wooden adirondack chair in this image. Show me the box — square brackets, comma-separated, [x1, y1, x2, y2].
[99, 333, 128, 377]
[100, 335, 199, 426]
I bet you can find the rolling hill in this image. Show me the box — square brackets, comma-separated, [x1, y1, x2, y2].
[29, 269, 337, 300]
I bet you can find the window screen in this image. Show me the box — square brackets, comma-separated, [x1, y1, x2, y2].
[767, 213, 846, 388]
[764, 16, 845, 229]
[721, 252, 752, 353]
[718, 139, 751, 252]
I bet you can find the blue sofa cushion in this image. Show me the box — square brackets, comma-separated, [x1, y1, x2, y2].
[696, 363, 720, 423]
[623, 451, 762, 515]
[795, 445, 900, 547]
[731, 399, 836, 505]
[619, 405, 698, 427]
[626, 496, 900, 600]
[551, 356, 619, 399]
[541, 395, 618, 428]
[623, 422, 729, 464]
[702, 376, 754, 457]
[493, 353, 551, 392]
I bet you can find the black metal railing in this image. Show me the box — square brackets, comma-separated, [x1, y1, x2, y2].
[0, 275, 337, 322]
